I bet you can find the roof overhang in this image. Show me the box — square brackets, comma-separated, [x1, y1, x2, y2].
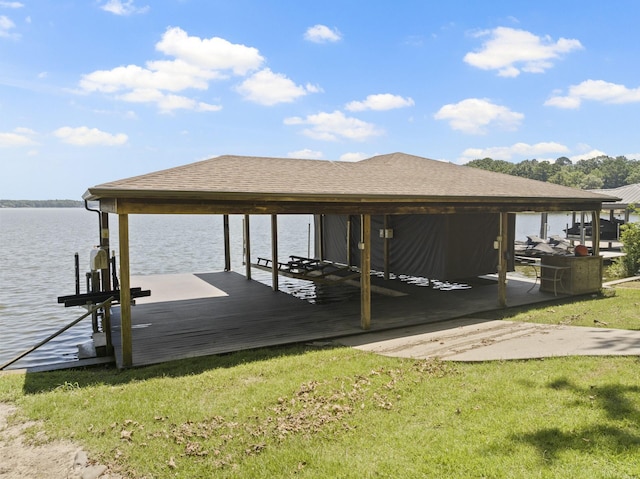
[85, 190, 613, 216]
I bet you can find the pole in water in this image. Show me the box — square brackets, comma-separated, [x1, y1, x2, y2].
[74, 253, 80, 295]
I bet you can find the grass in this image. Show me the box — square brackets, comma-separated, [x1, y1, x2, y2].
[477, 281, 640, 330]
[1, 284, 639, 478]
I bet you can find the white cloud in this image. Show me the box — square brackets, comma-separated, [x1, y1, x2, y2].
[464, 27, 582, 77]
[156, 27, 263, 76]
[100, 0, 149, 15]
[459, 142, 569, 163]
[545, 79, 640, 109]
[625, 152, 640, 161]
[304, 24, 341, 43]
[0, 1, 23, 7]
[569, 149, 607, 162]
[117, 88, 222, 113]
[0, 14, 16, 38]
[339, 152, 368, 162]
[81, 62, 213, 94]
[53, 126, 128, 146]
[284, 110, 383, 142]
[0, 127, 36, 147]
[288, 149, 323, 159]
[79, 27, 264, 112]
[345, 93, 415, 112]
[13, 127, 35, 135]
[434, 98, 523, 134]
[235, 68, 320, 105]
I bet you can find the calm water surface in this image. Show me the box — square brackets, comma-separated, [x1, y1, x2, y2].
[0, 209, 633, 368]
[0, 209, 314, 368]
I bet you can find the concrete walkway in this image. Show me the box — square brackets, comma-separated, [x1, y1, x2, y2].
[336, 317, 640, 361]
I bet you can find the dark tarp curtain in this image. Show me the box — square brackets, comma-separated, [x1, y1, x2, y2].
[317, 213, 515, 281]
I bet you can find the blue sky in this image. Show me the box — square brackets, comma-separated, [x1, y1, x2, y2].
[1, 0, 639, 199]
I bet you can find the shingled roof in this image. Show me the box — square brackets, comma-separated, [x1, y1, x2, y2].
[84, 152, 618, 214]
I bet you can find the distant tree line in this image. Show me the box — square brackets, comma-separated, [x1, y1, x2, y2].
[0, 199, 83, 208]
[466, 155, 640, 190]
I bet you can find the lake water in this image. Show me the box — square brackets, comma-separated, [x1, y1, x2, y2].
[0, 209, 633, 369]
[0, 209, 316, 369]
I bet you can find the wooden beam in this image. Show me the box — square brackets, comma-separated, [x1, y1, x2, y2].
[592, 210, 601, 256]
[271, 214, 279, 291]
[98, 198, 118, 214]
[118, 214, 132, 368]
[244, 215, 251, 280]
[223, 214, 231, 271]
[360, 214, 371, 330]
[95, 196, 607, 217]
[497, 212, 509, 308]
[383, 214, 390, 280]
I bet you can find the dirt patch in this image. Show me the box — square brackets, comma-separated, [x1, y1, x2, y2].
[0, 403, 121, 479]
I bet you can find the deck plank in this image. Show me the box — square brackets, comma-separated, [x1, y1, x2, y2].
[110, 271, 560, 368]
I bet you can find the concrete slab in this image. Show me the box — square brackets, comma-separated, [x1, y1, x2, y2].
[336, 318, 640, 361]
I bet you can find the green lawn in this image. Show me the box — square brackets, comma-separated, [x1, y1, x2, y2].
[480, 281, 640, 330]
[1, 285, 639, 478]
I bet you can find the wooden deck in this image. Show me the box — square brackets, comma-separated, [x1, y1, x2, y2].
[108, 271, 565, 368]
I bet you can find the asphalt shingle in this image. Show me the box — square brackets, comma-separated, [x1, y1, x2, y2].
[86, 152, 618, 203]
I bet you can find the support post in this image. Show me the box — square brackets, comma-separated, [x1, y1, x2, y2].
[100, 212, 113, 355]
[118, 214, 132, 368]
[498, 212, 509, 308]
[223, 214, 231, 272]
[539, 212, 548, 240]
[100, 213, 111, 290]
[318, 214, 324, 261]
[609, 209, 616, 248]
[383, 214, 390, 280]
[346, 216, 352, 266]
[244, 215, 251, 280]
[271, 214, 279, 291]
[592, 210, 601, 256]
[360, 214, 371, 330]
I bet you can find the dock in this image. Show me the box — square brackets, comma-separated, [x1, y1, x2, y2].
[106, 270, 565, 368]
